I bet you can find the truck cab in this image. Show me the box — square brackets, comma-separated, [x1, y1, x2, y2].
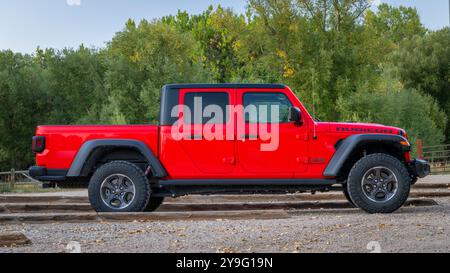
[29, 84, 430, 214]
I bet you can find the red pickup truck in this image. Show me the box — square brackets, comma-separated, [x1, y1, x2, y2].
[29, 84, 430, 213]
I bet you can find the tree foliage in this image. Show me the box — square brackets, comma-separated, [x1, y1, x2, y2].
[338, 87, 447, 148]
[104, 20, 210, 124]
[0, 51, 49, 168]
[392, 27, 450, 138]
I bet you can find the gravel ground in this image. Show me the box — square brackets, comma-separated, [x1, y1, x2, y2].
[0, 197, 449, 253]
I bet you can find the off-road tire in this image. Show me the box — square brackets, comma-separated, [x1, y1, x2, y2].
[342, 185, 356, 207]
[144, 196, 164, 212]
[347, 153, 410, 214]
[88, 161, 150, 212]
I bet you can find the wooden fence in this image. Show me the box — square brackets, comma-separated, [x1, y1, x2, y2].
[421, 143, 450, 174]
[0, 169, 41, 192]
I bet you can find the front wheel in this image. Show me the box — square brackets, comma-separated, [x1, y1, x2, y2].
[88, 161, 151, 212]
[347, 154, 411, 214]
[342, 185, 356, 207]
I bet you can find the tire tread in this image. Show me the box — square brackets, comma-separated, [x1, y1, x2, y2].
[347, 153, 410, 214]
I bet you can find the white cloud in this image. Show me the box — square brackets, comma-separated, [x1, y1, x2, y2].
[66, 0, 81, 6]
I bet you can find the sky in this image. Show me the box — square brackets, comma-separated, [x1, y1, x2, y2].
[0, 0, 448, 53]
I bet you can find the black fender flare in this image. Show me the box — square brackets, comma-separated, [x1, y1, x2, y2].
[66, 139, 167, 178]
[323, 134, 410, 177]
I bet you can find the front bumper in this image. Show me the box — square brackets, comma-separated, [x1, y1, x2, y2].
[409, 159, 431, 178]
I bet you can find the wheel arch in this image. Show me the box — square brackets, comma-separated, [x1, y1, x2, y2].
[324, 134, 410, 180]
[67, 139, 167, 178]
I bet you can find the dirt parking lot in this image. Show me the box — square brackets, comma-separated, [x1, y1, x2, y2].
[0, 175, 449, 253]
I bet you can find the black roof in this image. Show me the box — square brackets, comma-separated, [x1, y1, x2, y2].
[163, 83, 287, 89]
[159, 83, 287, 125]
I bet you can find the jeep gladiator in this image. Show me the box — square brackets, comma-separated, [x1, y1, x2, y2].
[29, 84, 430, 213]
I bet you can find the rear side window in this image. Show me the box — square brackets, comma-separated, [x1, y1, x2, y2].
[243, 92, 292, 124]
[184, 92, 229, 124]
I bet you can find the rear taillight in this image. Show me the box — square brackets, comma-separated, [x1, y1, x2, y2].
[32, 136, 45, 153]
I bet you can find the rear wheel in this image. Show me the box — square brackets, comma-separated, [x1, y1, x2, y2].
[347, 154, 410, 214]
[88, 161, 150, 212]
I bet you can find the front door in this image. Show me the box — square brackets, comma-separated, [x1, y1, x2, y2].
[236, 90, 308, 174]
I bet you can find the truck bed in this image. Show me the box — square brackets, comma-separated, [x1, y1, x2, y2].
[35, 125, 159, 170]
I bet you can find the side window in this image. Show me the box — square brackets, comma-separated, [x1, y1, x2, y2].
[243, 92, 292, 124]
[183, 92, 229, 124]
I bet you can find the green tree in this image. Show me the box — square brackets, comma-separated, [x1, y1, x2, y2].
[104, 20, 210, 124]
[245, 0, 374, 120]
[0, 51, 49, 170]
[338, 86, 447, 150]
[164, 6, 247, 82]
[37, 46, 107, 124]
[392, 28, 450, 140]
[365, 3, 426, 44]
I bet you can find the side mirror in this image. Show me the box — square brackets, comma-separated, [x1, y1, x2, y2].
[289, 106, 302, 125]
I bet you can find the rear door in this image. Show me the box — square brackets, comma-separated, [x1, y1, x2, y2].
[177, 88, 235, 174]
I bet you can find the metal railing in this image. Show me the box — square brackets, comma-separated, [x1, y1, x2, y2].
[423, 144, 450, 174]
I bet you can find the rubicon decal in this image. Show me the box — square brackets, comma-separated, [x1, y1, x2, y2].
[336, 127, 394, 134]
